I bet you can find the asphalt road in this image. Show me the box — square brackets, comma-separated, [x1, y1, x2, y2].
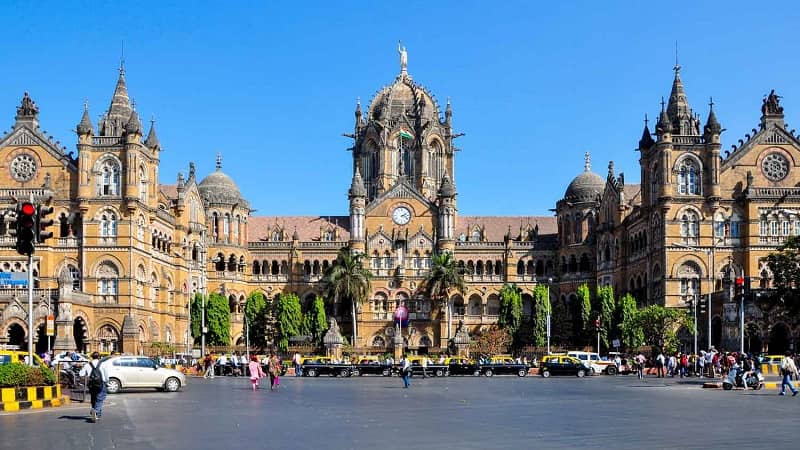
[1, 374, 796, 449]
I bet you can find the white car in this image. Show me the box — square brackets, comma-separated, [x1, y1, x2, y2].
[103, 355, 186, 393]
[567, 351, 618, 375]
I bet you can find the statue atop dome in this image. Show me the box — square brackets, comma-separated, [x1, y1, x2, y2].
[398, 41, 408, 76]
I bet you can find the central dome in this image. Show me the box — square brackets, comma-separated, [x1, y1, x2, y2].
[563, 153, 604, 202]
[368, 74, 440, 122]
[198, 154, 249, 207]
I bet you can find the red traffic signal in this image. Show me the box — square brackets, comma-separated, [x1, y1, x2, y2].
[594, 318, 600, 330]
[15, 202, 36, 255]
[735, 276, 744, 286]
[20, 202, 36, 216]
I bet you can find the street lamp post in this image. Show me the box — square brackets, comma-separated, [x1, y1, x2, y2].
[546, 277, 553, 355]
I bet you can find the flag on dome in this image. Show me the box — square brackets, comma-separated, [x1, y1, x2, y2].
[399, 128, 413, 140]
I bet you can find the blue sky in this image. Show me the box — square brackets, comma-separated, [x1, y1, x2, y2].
[1, 1, 799, 217]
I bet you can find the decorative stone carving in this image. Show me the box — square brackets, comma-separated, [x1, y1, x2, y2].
[762, 90, 783, 115]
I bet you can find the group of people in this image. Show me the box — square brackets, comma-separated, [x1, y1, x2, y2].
[202, 352, 283, 391]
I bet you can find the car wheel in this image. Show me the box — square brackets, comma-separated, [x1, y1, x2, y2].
[329, 371, 337, 377]
[473, 369, 481, 377]
[106, 378, 121, 394]
[307, 368, 318, 377]
[164, 377, 181, 392]
[518, 369, 527, 377]
[339, 368, 350, 377]
[435, 369, 444, 377]
[541, 370, 551, 378]
[606, 366, 617, 376]
[577, 370, 586, 378]
[353, 369, 361, 377]
[382, 368, 391, 377]
[484, 369, 494, 377]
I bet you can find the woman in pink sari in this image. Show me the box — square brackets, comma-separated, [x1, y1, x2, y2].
[248, 354, 265, 390]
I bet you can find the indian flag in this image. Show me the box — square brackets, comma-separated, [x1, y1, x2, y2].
[399, 128, 413, 140]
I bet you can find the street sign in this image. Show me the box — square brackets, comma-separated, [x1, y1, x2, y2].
[0, 272, 11, 279]
[612, 339, 620, 348]
[46, 315, 55, 336]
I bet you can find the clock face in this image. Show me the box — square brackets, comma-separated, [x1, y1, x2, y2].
[392, 206, 411, 225]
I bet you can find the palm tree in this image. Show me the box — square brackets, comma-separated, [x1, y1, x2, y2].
[323, 246, 372, 346]
[422, 252, 466, 343]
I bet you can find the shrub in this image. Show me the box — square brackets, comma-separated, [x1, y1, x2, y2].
[0, 363, 56, 387]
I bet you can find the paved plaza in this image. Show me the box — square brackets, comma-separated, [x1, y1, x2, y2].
[1, 374, 796, 449]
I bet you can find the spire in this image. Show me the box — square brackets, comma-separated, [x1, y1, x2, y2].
[438, 170, 456, 198]
[584, 152, 591, 172]
[216, 152, 222, 171]
[445, 97, 452, 125]
[108, 63, 131, 124]
[125, 102, 142, 135]
[666, 63, 696, 135]
[77, 100, 93, 135]
[355, 97, 362, 123]
[145, 114, 160, 149]
[704, 97, 722, 136]
[656, 97, 671, 136]
[639, 114, 655, 149]
[349, 166, 367, 198]
[607, 161, 615, 178]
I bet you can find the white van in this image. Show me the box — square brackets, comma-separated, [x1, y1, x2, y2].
[567, 351, 617, 375]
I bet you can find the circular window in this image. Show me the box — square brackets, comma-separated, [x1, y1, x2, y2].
[762, 152, 790, 181]
[10, 154, 37, 182]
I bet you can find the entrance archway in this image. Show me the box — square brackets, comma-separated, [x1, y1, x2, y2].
[73, 317, 88, 353]
[769, 323, 791, 354]
[7, 323, 25, 349]
[35, 324, 54, 355]
[711, 317, 722, 350]
[745, 323, 763, 355]
[97, 324, 119, 353]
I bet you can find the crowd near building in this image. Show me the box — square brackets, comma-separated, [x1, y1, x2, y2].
[1, 49, 798, 356]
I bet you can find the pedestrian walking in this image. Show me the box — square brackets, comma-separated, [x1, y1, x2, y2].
[203, 353, 215, 379]
[268, 352, 280, 391]
[636, 353, 646, 379]
[293, 352, 302, 377]
[400, 354, 412, 388]
[79, 352, 109, 423]
[421, 356, 428, 378]
[780, 351, 799, 396]
[248, 355, 265, 390]
[656, 352, 665, 378]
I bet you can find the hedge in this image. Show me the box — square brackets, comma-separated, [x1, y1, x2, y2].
[0, 363, 56, 387]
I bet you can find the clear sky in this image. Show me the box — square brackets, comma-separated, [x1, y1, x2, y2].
[1, 1, 799, 217]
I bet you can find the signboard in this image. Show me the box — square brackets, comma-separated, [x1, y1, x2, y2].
[0, 272, 28, 286]
[612, 339, 620, 349]
[46, 315, 55, 336]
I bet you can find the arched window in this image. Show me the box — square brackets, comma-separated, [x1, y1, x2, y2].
[470, 229, 482, 242]
[138, 166, 148, 202]
[100, 212, 117, 239]
[322, 229, 334, 241]
[99, 160, 120, 196]
[680, 211, 699, 245]
[271, 230, 282, 241]
[677, 158, 700, 195]
[371, 336, 386, 348]
[223, 215, 230, 240]
[677, 261, 701, 307]
[97, 261, 119, 303]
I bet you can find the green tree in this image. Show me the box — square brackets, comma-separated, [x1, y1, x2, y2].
[617, 293, 644, 350]
[323, 246, 372, 345]
[531, 284, 551, 348]
[190, 292, 230, 346]
[767, 236, 800, 308]
[274, 293, 303, 351]
[596, 286, 615, 349]
[306, 296, 329, 345]
[498, 283, 523, 335]
[244, 291, 268, 349]
[422, 251, 466, 342]
[635, 304, 688, 353]
[577, 284, 592, 344]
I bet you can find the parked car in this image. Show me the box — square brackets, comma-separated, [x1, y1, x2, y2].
[301, 356, 352, 377]
[445, 357, 481, 376]
[103, 355, 186, 393]
[406, 356, 448, 377]
[352, 357, 392, 377]
[539, 355, 590, 378]
[480, 356, 529, 377]
[0, 350, 46, 367]
[567, 351, 617, 375]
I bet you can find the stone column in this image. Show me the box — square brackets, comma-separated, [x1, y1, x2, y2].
[53, 271, 76, 352]
[452, 320, 470, 357]
[122, 315, 139, 354]
[393, 330, 404, 361]
[323, 317, 343, 361]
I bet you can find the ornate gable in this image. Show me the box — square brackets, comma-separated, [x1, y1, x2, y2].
[0, 125, 77, 171]
[365, 177, 433, 215]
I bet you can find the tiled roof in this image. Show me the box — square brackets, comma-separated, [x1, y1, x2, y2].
[624, 184, 641, 207]
[248, 216, 350, 242]
[160, 184, 178, 200]
[456, 216, 556, 241]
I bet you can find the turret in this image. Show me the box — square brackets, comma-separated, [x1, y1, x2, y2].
[638, 115, 655, 150]
[76, 100, 93, 140]
[349, 167, 367, 252]
[705, 98, 723, 199]
[125, 106, 142, 141]
[437, 171, 457, 252]
[145, 115, 160, 151]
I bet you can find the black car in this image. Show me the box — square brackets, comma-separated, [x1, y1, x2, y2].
[301, 357, 353, 377]
[352, 359, 392, 377]
[480, 357, 529, 377]
[445, 357, 481, 376]
[539, 356, 589, 378]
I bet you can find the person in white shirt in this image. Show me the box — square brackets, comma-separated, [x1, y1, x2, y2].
[293, 352, 302, 377]
[400, 355, 412, 388]
[421, 356, 428, 378]
[79, 352, 109, 423]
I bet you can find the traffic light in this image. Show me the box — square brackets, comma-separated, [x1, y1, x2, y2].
[699, 297, 707, 314]
[735, 276, 744, 299]
[37, 204, 54, 243]
[15, 201, 36, 256]
[594, 318, 600, 331]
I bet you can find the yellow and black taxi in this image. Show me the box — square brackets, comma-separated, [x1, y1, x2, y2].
[444, 357, 481, 376]
[539, 355, 590, 378]
[480, 355, 529, 377]
[405, 356, 448, 377]
[0, 350, 46, 367]
[353, 356, 392, 377]
[300, 356, 353, 377]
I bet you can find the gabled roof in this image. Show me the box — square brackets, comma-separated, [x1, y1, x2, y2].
[248, 216, 350, 242]
[456, 216, 556, 242]
[722, 123, 800, 169]
[0, 123, 76, 171]
[365, 177, 433, 215]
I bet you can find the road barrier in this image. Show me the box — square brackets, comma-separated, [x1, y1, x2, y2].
[0, 385, 69, 412]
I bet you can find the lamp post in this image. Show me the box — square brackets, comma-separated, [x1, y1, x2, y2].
[546, 277, 553, 355]
[673, 242, 715, 351]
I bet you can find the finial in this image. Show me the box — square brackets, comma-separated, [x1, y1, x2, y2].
[673, 41, 680, 73]
[584, 152, 591, 172]
[608, 161, 614, 177]
[84, 98, 89, 111]
[120, 40, 125, 74]
[660, 96, 666, 111]
[216, 152, 222, 170]
[356, 96, 360, 106]
[150, 113, 155, 126]
[131, 98, 136, 111]
[709, 96, 714, 110]
[644, 114, 649, 127]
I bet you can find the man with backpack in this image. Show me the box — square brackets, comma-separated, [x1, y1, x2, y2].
[79, 352, 109, 423]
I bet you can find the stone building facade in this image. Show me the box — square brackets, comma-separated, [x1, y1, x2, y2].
[0, 54, 797, 355]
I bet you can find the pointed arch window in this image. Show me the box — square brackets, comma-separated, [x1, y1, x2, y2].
[97, 261, 119, 303]
[100, 212, 118, 240]
[680, 211, 699, 245]
[68, 264, 81, 291]
[677, 158, 700, 195]
[138, 166, 148, 202]
[100, 160, 121, 196]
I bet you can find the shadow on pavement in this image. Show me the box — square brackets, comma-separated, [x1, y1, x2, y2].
[58, 415, 91, 423]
